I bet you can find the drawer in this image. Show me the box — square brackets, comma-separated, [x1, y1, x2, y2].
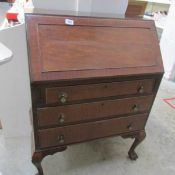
[38, 114, 148, 148]
[37, 95, 153, 127]
[45, 79, 155, 104]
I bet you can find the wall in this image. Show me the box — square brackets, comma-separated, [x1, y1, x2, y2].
[32, 0, 128, 14]
[0, 24, 32, 138]
[32, 0, 78, 11]
[160, 3, 175, 81]
[91, 0, 128, 14]
[0, 2, 10, 26]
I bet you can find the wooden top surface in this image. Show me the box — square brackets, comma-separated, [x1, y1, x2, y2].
[25, 11, 164, 83]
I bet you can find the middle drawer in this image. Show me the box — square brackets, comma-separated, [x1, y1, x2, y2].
[37, 95, 153, 128]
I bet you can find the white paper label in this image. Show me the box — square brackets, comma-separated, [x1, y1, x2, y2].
[65, 19, 74, 25]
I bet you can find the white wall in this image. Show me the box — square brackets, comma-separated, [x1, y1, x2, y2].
[32, 0, 128, 14]
[0, 2, 10, 26]
[78, 0, 92, 12]
[0, 24, 32, 138]
[91, 0, 128, 14]
[160, 3, 175, 81]
[32, 0, 78, 11]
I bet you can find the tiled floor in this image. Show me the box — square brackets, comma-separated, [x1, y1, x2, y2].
[0, 78, 175, 175]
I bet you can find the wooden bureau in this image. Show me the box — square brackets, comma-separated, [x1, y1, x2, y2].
[25, 10, 164, 175]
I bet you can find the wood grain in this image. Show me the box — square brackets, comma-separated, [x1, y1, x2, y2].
[126, 1, 148, 17]
[45, 79, 155, 104]
[25, 14, 164, 83]
[38, 113, 148, 148]
[26, 11, 164, 175]
[39, 25, 156, 72]
[37, 95, 153, 128]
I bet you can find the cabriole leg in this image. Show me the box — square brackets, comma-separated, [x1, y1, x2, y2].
[32, 146, 67, 175]
[128, 130, 146, 160]
[32, 152, 44, 175]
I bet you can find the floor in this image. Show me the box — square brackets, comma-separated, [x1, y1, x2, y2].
[0, 78, 175, 175]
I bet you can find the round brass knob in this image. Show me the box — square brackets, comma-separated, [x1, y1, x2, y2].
[58, 113, 65, 123]
[138, 85, 144, 94]
[132, 104, 139, 112]
[59, 92, 68, 104]
[127, 124, 133, 131]
[58, 135, 65, 144]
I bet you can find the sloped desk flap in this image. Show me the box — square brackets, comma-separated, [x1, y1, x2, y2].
[26, 14, 164, 82]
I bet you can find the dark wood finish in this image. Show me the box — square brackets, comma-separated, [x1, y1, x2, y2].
[128, 130, 146, 160]
[32, 146, 67, 175]
[38, 114, 147, 148]
[39, 25, 156, 72]
[122, 130, 146, 160]
[26, 13, 163, 83]
[25, 10, 164, 175]
[37, 96, 153, 128]
[45, 79, 155, 104]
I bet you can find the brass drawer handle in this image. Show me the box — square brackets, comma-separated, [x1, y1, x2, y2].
[59, 92, 68, 104]
[58, 135, 65, 144]
[58, 113, 65, 123]
[132, 104, 139, 112]
[127, 124, 133, 131]
[138, 85, 144, 94]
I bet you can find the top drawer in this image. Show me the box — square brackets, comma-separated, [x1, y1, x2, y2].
[45, 79, 155, 104]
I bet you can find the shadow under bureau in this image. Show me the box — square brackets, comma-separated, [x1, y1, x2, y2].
[25, 10, 164, 175]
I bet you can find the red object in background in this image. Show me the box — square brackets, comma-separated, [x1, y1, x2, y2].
[6, 12, 18, 21]
[163, 97, 175, 110]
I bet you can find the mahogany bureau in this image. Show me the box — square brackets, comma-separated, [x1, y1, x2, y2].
[25, 10, 164, 175]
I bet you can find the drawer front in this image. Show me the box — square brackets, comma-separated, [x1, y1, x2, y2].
[45, 79, 155, 104]
[37, 95, 153, 127]
[38, 114, 148, 148]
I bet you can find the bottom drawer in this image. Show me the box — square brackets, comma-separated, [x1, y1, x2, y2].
[38, 114, 148, 148]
